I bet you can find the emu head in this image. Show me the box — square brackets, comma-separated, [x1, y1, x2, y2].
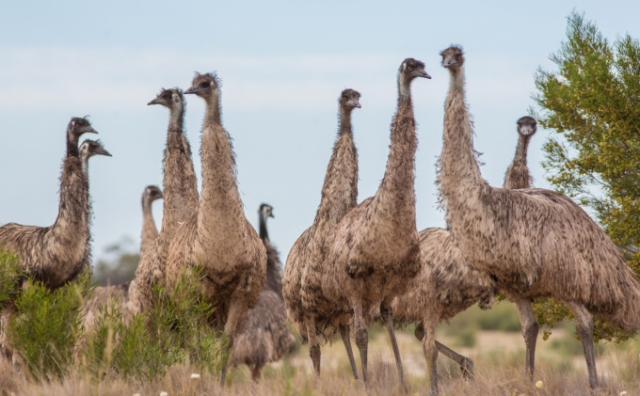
[79, 139, 111, 161]
[440, 46, 465, 70]
[143, 185, 163, 205]
[148, 88, 184, 113]
[399, 58, 431, 81]
[259, 203, 274, 219]
[68, 117, 97, 142]
[516, 116, 537, 137]
[340, 89, 362, 111]
[184, 72, 220, 99]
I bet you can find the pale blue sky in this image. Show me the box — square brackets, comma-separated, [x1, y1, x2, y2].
[1, 1, 639, 264]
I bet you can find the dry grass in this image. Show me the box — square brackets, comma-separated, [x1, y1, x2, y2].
[5, 326, 639, 396]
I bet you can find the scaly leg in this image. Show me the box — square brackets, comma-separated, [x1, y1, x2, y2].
[353, 303, 369, 383]
[306, 316, 321, 376]
[566, 301, 598, 391]
[514, 299, 539, 380]
[340, 324, 359, 380]
[220, 302, 244, 389]
[421, 318, 439, 396]
[381, 301, 404, 386]
[435, 341, 474, 380]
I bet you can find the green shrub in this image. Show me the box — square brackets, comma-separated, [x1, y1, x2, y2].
[0, 248, 21, 307]
[7, 270, 92, 381]
[82, 266, 225, 380]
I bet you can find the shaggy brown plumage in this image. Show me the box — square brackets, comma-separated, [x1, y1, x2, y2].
[320, 60, 430, 385]
[0, 136, 110, 363]
[128, 88, 199, 313]
[392, 117, 537, 395]
[437, 45, 640, 391]
[282, 89, 361, 378]
[0, 118, 100, 289]
[164, 73, 266, 387]
[140, 185, 163, 255]
[229, 204, 295, 381]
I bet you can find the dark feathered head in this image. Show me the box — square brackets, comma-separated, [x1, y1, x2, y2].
[516, 116, 537, 137]
[68, 116, 97, 139]
[79, 139, 111, 161]
[440, 45, 465, 70]
[142, 185, 163, 205]
[148, 87, 184, 108]
[399, 58, 431, 80]
[184, 72, 221, 98]
[339, 89, 362, 110]
[259, 203, 274, 219]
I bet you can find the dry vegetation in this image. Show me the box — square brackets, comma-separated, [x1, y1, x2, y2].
[4, 304, 639, 396]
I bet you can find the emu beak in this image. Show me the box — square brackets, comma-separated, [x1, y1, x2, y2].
[147, 97, 162, 106]
[419, 70, 432, 79]
[184, 86, 197, 95]
[96, 147, 112, 157]
[82, 126, 98, 134]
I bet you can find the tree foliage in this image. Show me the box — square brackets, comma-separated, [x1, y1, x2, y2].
[534, 12, 640, 340]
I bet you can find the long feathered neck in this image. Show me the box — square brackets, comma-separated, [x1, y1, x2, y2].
[169, 100, 185, 131]
[259, 211, 269, 242]
[439, 67, 487, 207]
[50, 154, 90, 251]
[198, 89, 244, 238]
[503, 134, 532, 189]
[159, 100, 194, 254]
[370, 75, 418, 226]
[66, 130, 80, 158]
[313, 104, 358, 230]
[141, 197, 159, 253]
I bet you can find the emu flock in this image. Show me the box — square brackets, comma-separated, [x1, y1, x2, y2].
[1, 46, 640, 395]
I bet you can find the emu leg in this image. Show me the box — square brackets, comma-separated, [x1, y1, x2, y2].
[381, 301, 405, 386]
[415, 320, 474, 379]
[251, 364, 263, 382]
[515, 299, 539, 380]
[435, 341, 474, 380]
[220, 302, 244, 389]
[421, 318, 439, 396]
[306, 316, 321, 376]
[353, 303, 369, 383]
[339, 324, 359, 380]
[567, 302, 598, 391]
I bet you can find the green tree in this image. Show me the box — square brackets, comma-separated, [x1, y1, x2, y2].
[533, 11, 640, 340]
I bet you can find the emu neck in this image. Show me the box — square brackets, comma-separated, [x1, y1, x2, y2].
[515, 135, 530, 166]
[205, 91, 222, 125]
[159, 105, 199, 258]
[197, 93, 244, 245]
[370, 81, 417, 228]
[313, 105, 358, 233]
[141, 200, 159, 253]
[259, 213, 269, 242]
[439, 68, 487, 208]
[50, 156, 90, 260]
[503, 135, 532, 190]
[169, 103, 185, 130]
[67, 132, 79, 158]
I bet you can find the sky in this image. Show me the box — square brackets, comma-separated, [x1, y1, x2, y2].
[1, 1, 639, 266]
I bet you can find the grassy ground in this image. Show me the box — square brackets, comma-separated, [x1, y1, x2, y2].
[3, 303, 639, 396]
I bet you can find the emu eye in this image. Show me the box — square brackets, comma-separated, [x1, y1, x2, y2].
[407, 65, 414, 71]
[200, 82, 210, 88]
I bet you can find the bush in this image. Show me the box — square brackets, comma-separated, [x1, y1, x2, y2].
[0, 249, 21, 308]
[7, 270, 92, 381]
[82, 266, 225, 380]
